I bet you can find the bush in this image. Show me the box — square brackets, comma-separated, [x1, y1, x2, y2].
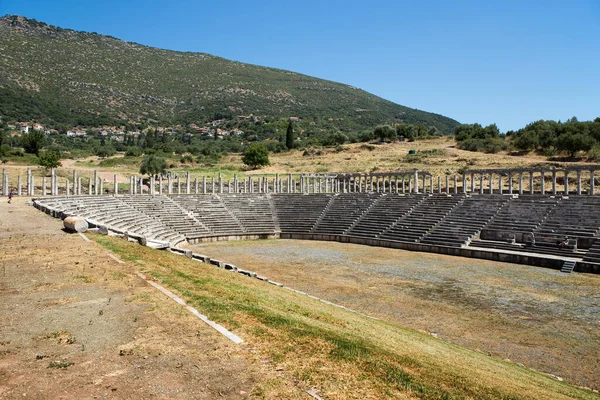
[242, 143, 270, 168]
[38, 150, 61, 169]
[140, 154, 167, 175]
[125, 147, 142, 157]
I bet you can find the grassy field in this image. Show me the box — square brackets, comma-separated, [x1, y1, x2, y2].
[90, 233, 598, 399]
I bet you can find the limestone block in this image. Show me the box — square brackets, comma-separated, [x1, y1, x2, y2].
[63, 216, 89, 233]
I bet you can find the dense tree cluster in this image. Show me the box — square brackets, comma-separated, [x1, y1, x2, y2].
[511, 118, 600, 157]
[453, 123, 508, 153]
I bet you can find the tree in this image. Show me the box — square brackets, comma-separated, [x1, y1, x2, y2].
[21, 129, 45, 155]
[556, 133, 594, 158]
[242, 143, 270, 168]
[285, 121, 294, 150]
[512, 131, 539, 151]
[373, 125, 397, 142]
[140, 154, 167, 175]
[38, 150, 61, 169]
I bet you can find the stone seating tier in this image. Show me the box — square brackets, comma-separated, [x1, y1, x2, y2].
[379, 195, 464, 243]
[582, 240, 600, 264]
[311, 193, 382, 235]
[421, 196, 509, 247]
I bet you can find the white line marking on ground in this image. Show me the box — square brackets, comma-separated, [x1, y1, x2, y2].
[106, 253, 124, 264]
[134, 271, 243, 344]
[78, 232, 92, 242]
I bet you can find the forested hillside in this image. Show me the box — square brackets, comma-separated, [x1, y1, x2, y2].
[0, 15, 458, 133]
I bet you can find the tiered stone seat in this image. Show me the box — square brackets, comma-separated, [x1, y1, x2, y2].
[582, 239, 600, 264]
[482, 196, 559, 236]
[346, 194, 424, 238]
[36, 196, 183, 243]
[170, 194, 244, 235]
[535, 197, 600, 241]
[219, 194, 276, 234]
[420, 195, 509, 247]
[311, 193, 382, 235]
[272, 194, 334, 234]
[121, 195, 211, 240]
[379, 194, 464, 243]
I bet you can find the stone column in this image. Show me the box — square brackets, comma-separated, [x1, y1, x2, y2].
[30, 175, 35, 196]
[453, 175, 458, 194]
[445, 175, 449, 194]
[211, 177, 215, 194]
[564, 171, 569, 195]
[17, 175, 22, 196]
[77, 177, 82, 196]
[73, 171, 77, 195]
[479, 174, 484, 195]
[438, 176, 442, 194]
[26, 168, 31, 196]
[576, 170, 582, 195]
[234, 174, 238, 193]
[498, 174, 503, 195]
[195, 178, 199, 194]
[462, 175, 467, 194]
[375, 177, 379, 193]
[158, 175, 163, 195]
[395, 176, 399, 193]
[202, 176, 206, 194]
[89, 177, 93, 195]
[42, 176, 47, 196]
[114, 175, 119, 195]
[219, 173, 223, 194]
[429, 176, 434, 194]
[150, 176, 155, 195]
[552, 169, 557, 195]
[186, 172, 191, 194]
[1, 169, 6, 196]
[590, 170, 595, 195]
[470, 173, 475, 193]
[167, 175, 172, 194]
[414, 170, 419, 194]
[249, 177, 254, 193]
[401, 176, 405, 194]
[518, 173, 523, 195]
[51, 168, 56, 196]
[508, 173, 513, 195]
[541, 171, 545, 195]
[177, 175, 181, 194]
[529, 172, 534, 195]
[489, 174, 494, 195]
[139, 177, 144, 195]
[422, 174, 427, 194]
[93, 170, 98, 195]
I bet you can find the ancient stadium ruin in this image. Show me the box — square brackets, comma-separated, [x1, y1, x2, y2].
[18, 166, 600, 275]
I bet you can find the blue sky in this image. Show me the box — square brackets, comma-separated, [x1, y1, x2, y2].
[2, 0, 599, 132]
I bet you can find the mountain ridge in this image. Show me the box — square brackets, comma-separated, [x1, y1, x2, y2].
[0, 14, 459, 133]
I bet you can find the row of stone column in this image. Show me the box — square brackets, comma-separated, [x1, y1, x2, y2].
[465, 169, 597, 195]
[2, 168, 598, 197]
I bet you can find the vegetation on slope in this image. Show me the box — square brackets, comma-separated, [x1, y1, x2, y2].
[0, 15, 458, 134]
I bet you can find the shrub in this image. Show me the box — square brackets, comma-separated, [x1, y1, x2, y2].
[242, 143, 270, 168]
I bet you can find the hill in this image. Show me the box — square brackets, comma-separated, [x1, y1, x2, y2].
[0, 15, 459, 133]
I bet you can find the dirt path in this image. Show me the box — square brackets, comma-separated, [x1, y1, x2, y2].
[0, 198, 259, 399]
